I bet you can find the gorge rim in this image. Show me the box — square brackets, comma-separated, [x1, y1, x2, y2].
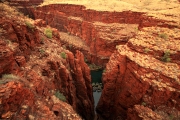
[1, 0, 180, 120]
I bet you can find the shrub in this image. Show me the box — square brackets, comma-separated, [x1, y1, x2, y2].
[144, 48, 150, 53]
[39, 48, 45, 54]
[44, 28, 52, 39]
[25, 21, 34, 29]
[2, 74, 19, 80]
[55, 91, 66, 102]
[169, 114, 174, 120]
[60, 52, 66, 59]
[159, 33, 168, 40]
[0, 74, 20, 84]
[141, 102, 146, 106]
[88, 63, 102, 70]
[161, 50, 171, 62]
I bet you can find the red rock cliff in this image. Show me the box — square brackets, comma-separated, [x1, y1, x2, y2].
[96, 26, 180, 119]
[25, 3, 179, 66]
[10, 2, 179, 66]
[0, 3, 94, 120]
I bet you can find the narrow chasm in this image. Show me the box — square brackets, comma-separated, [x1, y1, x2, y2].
[91, 69, 103, 109]
[5, 1, 180, 120]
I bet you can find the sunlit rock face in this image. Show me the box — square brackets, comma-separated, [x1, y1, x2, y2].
[3, 0, 180, 119]
[0, 3, 94, 120]
[23, 2, 180, 67]
[96, 26, 180, 120]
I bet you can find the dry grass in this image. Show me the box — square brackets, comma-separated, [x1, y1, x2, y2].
[41, 0, 180, 26]
[0, 3, 34, 25]
[130, 27, 180, 53]
[117, 45, 180, 83]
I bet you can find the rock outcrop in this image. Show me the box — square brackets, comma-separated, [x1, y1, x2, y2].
[20, 1, 179, 66]
[9, 1, 180, 67]
[127, 105, 180, 120]
[96, 26, 180, 119]
[22, 4, 141, 65]
[0, 3, 94, 120]
[5, 0, 180, 119]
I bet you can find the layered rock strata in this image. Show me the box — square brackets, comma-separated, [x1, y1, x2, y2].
[96, 26, 180, 120]
[0, 3, 94, 120]
[28, 2, 180, 66]
[9, 1, 180, 66]
[24, 4, 142, 65]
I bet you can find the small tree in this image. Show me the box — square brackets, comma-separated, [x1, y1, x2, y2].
[55, 91, 66, 102]
[159, 33, 168, 40]
[60, 52, 66, 59]
[161, 50, 171, 62]
[44, 28, 52, 39]
[25, 21, 34, 29]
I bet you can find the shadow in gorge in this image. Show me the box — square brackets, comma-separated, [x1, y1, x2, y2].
[91, 69, 103, 112]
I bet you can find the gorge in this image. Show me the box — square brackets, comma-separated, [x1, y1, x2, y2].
[0, 0, 180, 120]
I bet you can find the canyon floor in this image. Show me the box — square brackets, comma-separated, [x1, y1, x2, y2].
[0, 0, 180, 120]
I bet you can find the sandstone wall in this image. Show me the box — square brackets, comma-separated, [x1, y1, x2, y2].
[96, 26, 180, 119]
[0, 4, 94, 119]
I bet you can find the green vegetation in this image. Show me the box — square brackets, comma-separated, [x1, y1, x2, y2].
[0, 74, 20, 84]
[25, 21, 34, 29]
[134, 27, 139, 31]
[44, 28, 52, 39]
[144, 48, 150, 53]
[55, 91, 66, 102]
[88, 63, 102, 70]
[39, 48, 45, 54]
[158, 33, 168, 40]
[141, 102, 146, 106]
[60, 52, 66, 59]
[161, 50, 171, 62]
[103, 69, 106, 73]
[169, 114, 174, 120]
[2, 74, 19, 80]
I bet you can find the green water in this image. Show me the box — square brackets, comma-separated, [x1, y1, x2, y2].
[91, 70, 103, 111]
[90, 70, 103, 83]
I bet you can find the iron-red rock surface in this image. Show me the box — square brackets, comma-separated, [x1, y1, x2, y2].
[0, 3, 94, 120]
[23, 1, 180, 66]
[96, 26, 180, 119]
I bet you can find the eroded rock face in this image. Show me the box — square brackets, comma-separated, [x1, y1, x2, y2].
[0, 3, 94, 120]
[5, 1, 180, 119]
[96, 26, 180, 119]
[39, 50, 95, 120]
[10, 1, 180, 66]
[24, 4, 141, 65]
[22, 3, 179, 66]
[0, 80, 82, 119]
[0, 10, 40, 75]
[127, 105, 180, 120]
